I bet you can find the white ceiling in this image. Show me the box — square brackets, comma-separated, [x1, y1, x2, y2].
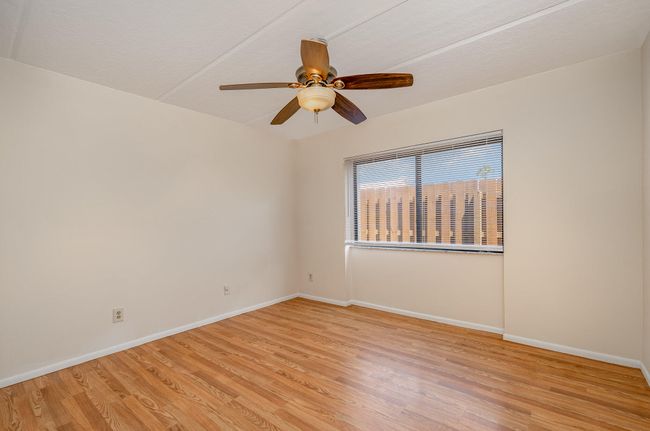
[2, 0, 649, 139]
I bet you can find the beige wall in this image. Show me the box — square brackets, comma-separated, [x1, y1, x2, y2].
[297, 50, 644, 359]
[641, 34, 650, 372]
[0, 59, 297, 382]
[347, 248, 504, 329]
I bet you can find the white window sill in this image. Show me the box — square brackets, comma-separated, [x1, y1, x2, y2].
[345, 241, 503, 255]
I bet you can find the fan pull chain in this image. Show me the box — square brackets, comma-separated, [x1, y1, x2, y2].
[314, 110, 319, 124]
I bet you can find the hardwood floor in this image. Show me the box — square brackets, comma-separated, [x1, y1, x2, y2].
[2, 298, 649, 430]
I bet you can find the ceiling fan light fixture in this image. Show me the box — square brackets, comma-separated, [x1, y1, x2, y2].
[297, 86, 336, 112]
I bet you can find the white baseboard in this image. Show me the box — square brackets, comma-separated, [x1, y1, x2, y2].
[297, 292, 503, 334]
[641, 361, 650, 387]
[0, 293, 299, 389]
[503, 334, 641, 369]
[297, 293, 351, 307]
[348, 299, 504, 334]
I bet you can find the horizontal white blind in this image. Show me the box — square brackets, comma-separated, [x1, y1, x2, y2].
[347, 131, 503, 252]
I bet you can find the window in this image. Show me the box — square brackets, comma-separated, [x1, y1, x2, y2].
[347, 131, 503, 252]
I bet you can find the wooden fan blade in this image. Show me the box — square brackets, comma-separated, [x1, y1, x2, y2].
[300, 39, 330, 78]
[332, 92, 367, 125]
[333, 73, 413, 89]
[271, 97, 301, 125]
[220, 82, 298, 90]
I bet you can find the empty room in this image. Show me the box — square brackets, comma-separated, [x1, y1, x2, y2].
[2, 0, 650, 429]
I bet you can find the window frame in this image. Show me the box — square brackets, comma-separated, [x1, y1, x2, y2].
[345, 131, 504, 254]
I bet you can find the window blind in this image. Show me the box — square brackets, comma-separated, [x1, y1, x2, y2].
[346, 131, 503, 252]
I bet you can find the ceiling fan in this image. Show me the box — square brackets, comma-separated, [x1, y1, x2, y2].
[219, 39, 414, 125]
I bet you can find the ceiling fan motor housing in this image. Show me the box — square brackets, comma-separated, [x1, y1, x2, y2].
[295, 66, 338, 84]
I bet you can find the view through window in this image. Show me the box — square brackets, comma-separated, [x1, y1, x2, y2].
[349, 132, 503, 252]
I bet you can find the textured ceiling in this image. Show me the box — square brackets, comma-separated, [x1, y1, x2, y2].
[2, 0, 649, 139]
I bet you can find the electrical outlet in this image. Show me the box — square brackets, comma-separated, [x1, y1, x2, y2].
[223, 286, 230, 295]
[308, 273, 313, 282]
[112, 308, 124, 323]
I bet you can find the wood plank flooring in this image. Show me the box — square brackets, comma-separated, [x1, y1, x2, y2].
[2, 298, 650, 430]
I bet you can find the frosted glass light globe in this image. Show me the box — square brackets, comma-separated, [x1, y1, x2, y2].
[297, 86, 336, 112]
